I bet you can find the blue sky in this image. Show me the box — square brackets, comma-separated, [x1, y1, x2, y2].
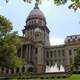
[0, 0, 80, 45]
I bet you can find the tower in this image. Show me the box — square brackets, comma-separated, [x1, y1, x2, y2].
[22, 2, 50, 73]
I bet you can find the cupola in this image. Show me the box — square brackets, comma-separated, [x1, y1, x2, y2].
[26, 2, 46, 26]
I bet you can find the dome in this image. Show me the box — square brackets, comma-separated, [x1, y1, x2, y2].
[26, 3, 46, 23]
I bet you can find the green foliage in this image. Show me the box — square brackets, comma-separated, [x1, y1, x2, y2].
[54, 0, 67, 5]
[69, 0, 80, 11]
[0, 15, 12, 34]
[5, 0, 80, 11]
[0, 15, 24, 68]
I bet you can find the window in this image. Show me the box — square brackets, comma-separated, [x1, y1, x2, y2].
[34, 20, 36, 24]
[16, 68, 19, 73]
[58, 50, 60, 56]
[72, 39, 75, 42]
[50, 51, 53, 58]
[35, 33, 40, 38]
[22, 66, 25, 72]
[35, 48, 38, 54]
[54, 53, 56, 57]
[55, 59, 57, 62]
[46, 51, 49, 58]
[70, 36, 72, 39]
[78, 38, 80, 41]
[68, 39, 70, 43]
[28, 67, 33, 72]
[11, 68, 14, 74]
[22, 45, 26, 58]
[46, 61, 49, 65]
[17, 48, 21, 57]
[6, 68, 9, 74]
[75, 36, 77, 39]
[38, 20, 41, 24]
[59, 59, 61, 63]
[62, 49, 64, 56]
[51, 60, 53, 66]
[69, 49, 72, 56]
[54, 50, 57, 57]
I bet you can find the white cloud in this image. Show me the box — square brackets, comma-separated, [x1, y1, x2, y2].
[50, 38, 64, 45]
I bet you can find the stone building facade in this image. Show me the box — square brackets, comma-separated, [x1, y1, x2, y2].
[17, 3, 80, 73]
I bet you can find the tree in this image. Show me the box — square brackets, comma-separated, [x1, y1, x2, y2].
[5, 0, 80, 11]
[0, 15, 24, 68]
[74, 48, 80, 71]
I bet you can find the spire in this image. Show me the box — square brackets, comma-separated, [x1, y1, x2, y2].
[34, 2, 39, 9]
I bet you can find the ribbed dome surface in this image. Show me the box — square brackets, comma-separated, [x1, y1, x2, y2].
[27, 3, 46, 22]
[28, 9, 44, 18]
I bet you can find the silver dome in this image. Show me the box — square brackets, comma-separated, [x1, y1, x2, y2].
[27, 3, 46, 23]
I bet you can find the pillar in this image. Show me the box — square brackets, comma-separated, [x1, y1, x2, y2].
[37, 44, 45, 73]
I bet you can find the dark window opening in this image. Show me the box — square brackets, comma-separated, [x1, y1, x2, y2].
[1, 67, 4, 74]
[11, 68, 14, 74]
[46, 51, 49, 58]
[16, 68, 19, 73]
[62, 49, 64, 56]
[17, 48, 21, 57]
[46, 61, 49, 66]
[35, 48, 38, 54]
[22, 45, 26, 58]
[69, 49, 72, 56]
[22, 66, 25, 72]
[50, 51, 53, 58]
[28, 67, 33, 72]
[72, 39, 75, 42]
[68, 39, 70, 43]
[6, 68, 9, 74]
[51, 60, 53, 66]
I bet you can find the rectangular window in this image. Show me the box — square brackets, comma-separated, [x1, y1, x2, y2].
[50, 51, 53, 58]
[51, 60, 53, 66]
[54, 50, 56, 57]
[69, 49, 72, 56]
[35, 48, 38, 54]
[46, 51, 49, 58]
[46, 60, 49, 66]
[58, 50, 60, 57]
[62, 49, 64, 56]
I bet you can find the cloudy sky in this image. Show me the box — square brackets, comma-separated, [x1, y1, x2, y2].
[0, 0, 80, 45]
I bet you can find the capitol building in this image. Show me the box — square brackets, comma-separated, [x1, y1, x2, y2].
[17, 3, 80, 73]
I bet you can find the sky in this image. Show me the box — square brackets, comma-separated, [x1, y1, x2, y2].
[0, 0, 80, 45]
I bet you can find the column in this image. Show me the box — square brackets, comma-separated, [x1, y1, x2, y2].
[37, 45, 44, 73]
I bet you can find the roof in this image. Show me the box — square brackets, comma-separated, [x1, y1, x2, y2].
[27, 3, 46, 22]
